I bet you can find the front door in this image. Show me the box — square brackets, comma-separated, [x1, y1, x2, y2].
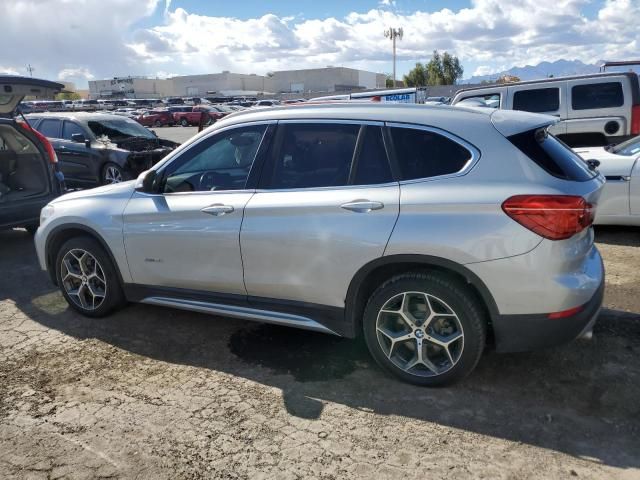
[241, 121, 400, 309]
[123, 123, 270, 295]
[57, 120, 96, 185]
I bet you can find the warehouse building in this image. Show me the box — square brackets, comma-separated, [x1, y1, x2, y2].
[88, 66, 386, 99]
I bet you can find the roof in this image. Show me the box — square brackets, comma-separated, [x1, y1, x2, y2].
[213, 102, 557, 139]
[25, 112, 133, 122]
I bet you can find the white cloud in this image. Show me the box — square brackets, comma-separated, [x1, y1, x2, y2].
[58, 68, 95, 81]
[0, 66, 20, 75]
[0, 0, 638, 86]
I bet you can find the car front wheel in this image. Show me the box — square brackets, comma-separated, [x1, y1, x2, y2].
[55, 236, 126, 317]
[363, 272, 486, 386]
[180, 118, 189, 127]
[101, 163, 127, 185]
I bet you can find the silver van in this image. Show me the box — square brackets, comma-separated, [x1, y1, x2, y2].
[452, 73, 640, 147]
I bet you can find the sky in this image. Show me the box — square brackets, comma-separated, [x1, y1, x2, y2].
[0, 0, 637, 88]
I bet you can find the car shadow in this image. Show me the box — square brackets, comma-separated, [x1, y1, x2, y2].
[594, 225, 640, 246]
[1, 228, 639, 470]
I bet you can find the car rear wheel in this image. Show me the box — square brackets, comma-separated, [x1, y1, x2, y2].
[101, 163, 126, 185]
[180, 118, 189, 127]
[363, 272, 486, 386]
[153, 120, 162, 127]
[55, 236, 125, 318]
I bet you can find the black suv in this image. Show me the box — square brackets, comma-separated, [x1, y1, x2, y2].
[27, 112, 179, 187]
[0, 76, 65, 233]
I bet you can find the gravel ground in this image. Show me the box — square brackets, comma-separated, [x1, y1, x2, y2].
[0, 227, 639, 480]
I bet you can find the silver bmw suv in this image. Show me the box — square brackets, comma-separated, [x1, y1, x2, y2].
[35, 103, 605, 386]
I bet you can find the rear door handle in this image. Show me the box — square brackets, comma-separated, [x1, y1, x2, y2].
[201, 204, 234, 216]
[340, 200, 384, 213]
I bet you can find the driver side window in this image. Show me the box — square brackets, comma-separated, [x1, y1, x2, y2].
[162, 125, 267, 193]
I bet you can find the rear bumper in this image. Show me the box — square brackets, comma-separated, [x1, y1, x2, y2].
[493, 276, 604, 353]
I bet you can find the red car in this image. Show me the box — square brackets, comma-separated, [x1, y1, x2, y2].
[135, 110, 175, 127]
[173, 106, 227, 127]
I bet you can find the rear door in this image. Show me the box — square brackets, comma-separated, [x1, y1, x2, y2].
[241, 121, 400, 310]
[57, 120, 98, 184]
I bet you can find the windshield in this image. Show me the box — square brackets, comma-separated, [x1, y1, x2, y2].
[611, 136, 640, 156]
[87, 118, 155, 141]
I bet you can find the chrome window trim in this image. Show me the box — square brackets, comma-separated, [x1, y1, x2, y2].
[385, 121, 481, 185]
[278, 119, 385, 126]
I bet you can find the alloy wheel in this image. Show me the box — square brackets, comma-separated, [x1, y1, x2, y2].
[60, 249, 107, 311]
[104, 165, 123, 184]
[376, 291, 464, 377]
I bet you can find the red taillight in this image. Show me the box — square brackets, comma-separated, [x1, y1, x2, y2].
[548, 305, 583, 319]
[502, 195, 595, 240]
[18, 121, 58, 164]
[631, 104, 640, 136]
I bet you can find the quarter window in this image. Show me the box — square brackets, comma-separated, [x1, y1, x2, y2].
[513, 88, 560, 113]
[571, 82, 624, 110]
[36, 119, 61, 138]
[162, 125, 266, 193]
[263, 123, 359, 189]
[389, 127, 472, 181]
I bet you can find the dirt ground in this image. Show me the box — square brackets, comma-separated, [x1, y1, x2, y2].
[0, 226, 639, 480]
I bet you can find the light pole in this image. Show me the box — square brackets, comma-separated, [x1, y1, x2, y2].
[384, 27, 403, 87]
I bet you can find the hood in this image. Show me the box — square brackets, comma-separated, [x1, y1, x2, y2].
[490, 109, 559, 138]
[0, 76, 64, 117]
[51, 180, 136, 205]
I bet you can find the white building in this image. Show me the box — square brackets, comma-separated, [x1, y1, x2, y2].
[88, 67, 386, 99]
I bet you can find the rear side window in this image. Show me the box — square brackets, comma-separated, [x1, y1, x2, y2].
[389, 127, 472, 181]
[513, 88, 560, 113]
[571, 82, 624, 110]
[36, 119, 61, 138]
[508, 128, 596, 181]
[351, 126, 393, 185]
[263, 123, 359, 189]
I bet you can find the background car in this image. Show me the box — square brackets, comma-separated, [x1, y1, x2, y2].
[575, 135, 640, 225]
[35, 103, 604, 386]
[26, 112, 179, 186]
[135, 109, 175, 127]
[172, 106, 227, 126]
[0, 76, 65, 233]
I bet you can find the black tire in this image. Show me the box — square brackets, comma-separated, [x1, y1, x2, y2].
[101, 162, 129, 185]
[363, 271, 486, 386]
[55, 236, 125, 318]
[153, 120, 162, 127]
[180, 118, 189, 127]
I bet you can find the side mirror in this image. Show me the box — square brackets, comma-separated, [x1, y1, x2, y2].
[135, 169, 158, 193]
[71, 133, 85, 143]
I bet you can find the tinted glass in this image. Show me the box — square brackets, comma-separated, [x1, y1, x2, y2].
[37, 119, 61, 138]
[62, 121, 85, 140]
[163, 125, 266, 193]
[572, 82, 624, 110]
[352, 126, 392, 185]
[612, 136, 640, 156]
[458, 93, 500, 108]
[513, 88, 560, 112]
[508, 128, 596, 181]
[390, 127, 472, 181]
[265, 123, 359, 189]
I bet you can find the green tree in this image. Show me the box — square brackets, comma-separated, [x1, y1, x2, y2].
[403, 62, 426, 87]
[403, 51, 464, 87]
[55, 92, 81, 101]
[442, 52, 464, 85]
[384, 73, 395, 88]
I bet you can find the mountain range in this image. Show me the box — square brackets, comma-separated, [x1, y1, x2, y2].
[462, 59, 639, 84]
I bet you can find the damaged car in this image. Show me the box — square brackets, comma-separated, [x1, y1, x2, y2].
[26, 112, 179, 186]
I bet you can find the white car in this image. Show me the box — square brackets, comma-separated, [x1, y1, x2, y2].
[575, 136, 640, 225]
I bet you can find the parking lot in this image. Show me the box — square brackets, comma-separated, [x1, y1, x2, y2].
[0, 222, 638, 479]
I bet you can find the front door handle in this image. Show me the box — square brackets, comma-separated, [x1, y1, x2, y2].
[201, 204, 234, 216]
[340, 200, 384, 213]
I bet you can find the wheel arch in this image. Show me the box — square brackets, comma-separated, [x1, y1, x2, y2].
[344, 254, 499, 338]
[45, 223, 125, 287]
